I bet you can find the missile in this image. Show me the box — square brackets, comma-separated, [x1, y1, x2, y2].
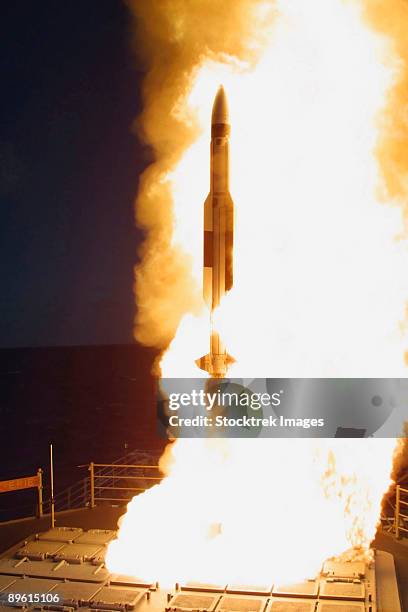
[196, 86, 235, 378]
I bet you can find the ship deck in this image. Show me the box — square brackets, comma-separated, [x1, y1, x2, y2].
[0, 512, 404, 611]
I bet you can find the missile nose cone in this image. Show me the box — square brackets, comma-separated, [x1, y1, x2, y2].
[211, 85, 229, 125]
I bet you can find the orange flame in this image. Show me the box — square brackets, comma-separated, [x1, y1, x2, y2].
[106, 0, 408, 587]
[106, 438, 397, 585]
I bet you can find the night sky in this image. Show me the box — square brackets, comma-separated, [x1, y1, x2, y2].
[0, 2, 147, 347]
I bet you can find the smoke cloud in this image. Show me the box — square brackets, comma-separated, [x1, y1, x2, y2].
[126, 0, 275, 349]
[107, 4, 408, 581]
[362, 1, 408, 227]
[361, 1, 408, 365]
[127, 1, 408, 372]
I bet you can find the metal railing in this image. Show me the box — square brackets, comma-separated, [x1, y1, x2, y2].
[394, 484, 408, 539]
[39, 449, 161, 516]
[90, 462, 162, 506]
[380, 483, 408, 539]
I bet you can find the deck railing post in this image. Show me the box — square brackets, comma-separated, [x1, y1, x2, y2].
[395, 484, 400, 539]
[37, 468, 43, 518]
[90, 462, 95, 508]
[50, 444, 55, 529]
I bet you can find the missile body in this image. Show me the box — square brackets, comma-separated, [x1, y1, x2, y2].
[196, 86, 235, 378]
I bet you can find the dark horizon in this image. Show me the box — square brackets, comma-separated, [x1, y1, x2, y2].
[0, 340, 139, 352]
[0, 2, 147, 348]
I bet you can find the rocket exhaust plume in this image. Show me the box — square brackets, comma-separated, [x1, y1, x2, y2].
[107, 0, 408, 589]
[127, 0, 408, 375]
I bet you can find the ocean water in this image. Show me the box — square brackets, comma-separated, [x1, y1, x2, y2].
[0, 344, 164, 520]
